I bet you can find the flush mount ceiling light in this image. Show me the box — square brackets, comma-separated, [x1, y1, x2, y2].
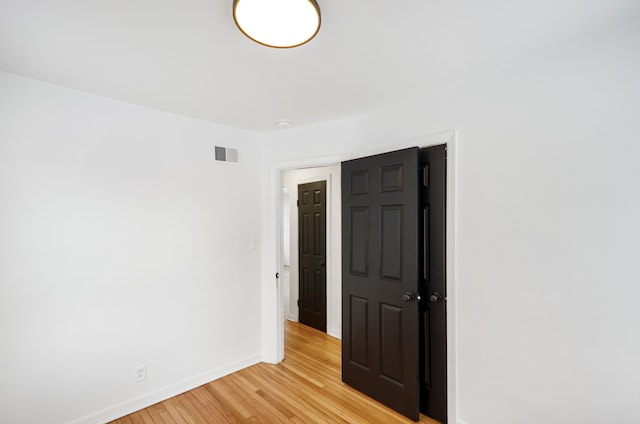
[233, 0, 321, 48]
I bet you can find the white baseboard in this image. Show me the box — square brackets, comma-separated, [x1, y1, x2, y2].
[457, 419, 468, 424]
[66, 354, 261, 424]
[328, 327, 341, 340]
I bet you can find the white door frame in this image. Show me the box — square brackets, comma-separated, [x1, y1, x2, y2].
[262, 130, 458, 423]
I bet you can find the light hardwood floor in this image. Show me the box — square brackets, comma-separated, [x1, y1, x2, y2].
[110, 321, 440, 424]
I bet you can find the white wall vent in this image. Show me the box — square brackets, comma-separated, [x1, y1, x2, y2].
[215, 146, 239, 163]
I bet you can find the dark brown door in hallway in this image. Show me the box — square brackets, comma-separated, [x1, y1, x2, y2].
[341, 148, 421, 421]
[298, 181, 327, 332]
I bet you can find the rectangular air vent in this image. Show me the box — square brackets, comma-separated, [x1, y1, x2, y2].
[215, 146, 238, 163]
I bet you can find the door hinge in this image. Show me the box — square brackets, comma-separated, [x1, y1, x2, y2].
[275, 272, 279, 279]
[297, 200, 299, 207]
[297, 299, 300, 307]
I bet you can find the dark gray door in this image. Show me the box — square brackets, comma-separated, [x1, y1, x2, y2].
[298, 181, 327, 332]
[420, 145, 447, 422]
[341, 148, 420, 421]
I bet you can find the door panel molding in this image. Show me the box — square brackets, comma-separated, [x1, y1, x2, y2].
[380, 205, 404, 281]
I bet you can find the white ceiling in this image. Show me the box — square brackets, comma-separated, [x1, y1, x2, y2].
[0, 0, 637, 132]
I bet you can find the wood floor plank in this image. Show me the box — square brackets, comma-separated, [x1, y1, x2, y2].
[118, 416, 135, 424]
[247, 364, 350, 423]
[191, 386, 244, 424]
[183, 391, 219, 423]
[127, 412, 148, 424]
[164, 397, 196, 424]
[152, 404, 174, 424]
[146, 404, 167, 424]
[176, 393, 209, 423]
[138, 409, 157, 424]
[110, 321, 441, 424]
[201, 384, 248, 423]
[207, 378, 256, 420]
[221, 376, 292, 424]
[156, 400, 184, 424]
[229, 370, 324, 422]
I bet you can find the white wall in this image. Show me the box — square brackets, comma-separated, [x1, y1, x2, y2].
[282, 165, 341, 338]
[0, 72, 264, 424]
[262, 19, 640, 424]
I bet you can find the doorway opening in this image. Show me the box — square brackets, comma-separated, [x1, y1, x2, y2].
[269, 131, 458, 423]
[280, 165, 341, 337]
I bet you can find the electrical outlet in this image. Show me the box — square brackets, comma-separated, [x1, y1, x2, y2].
[134, 365, 147, 383]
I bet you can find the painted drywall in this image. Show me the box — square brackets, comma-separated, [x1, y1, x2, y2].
[262, 19, 640, 424]
[0, 72, 264, 424]
[282, 165, 342, 338]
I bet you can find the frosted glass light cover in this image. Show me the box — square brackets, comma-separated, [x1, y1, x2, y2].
[233, 0, 321, 48]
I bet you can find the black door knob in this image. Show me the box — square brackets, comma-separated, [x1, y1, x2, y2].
[402, 292, 416, 302]
[428, 292, 442, 303]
